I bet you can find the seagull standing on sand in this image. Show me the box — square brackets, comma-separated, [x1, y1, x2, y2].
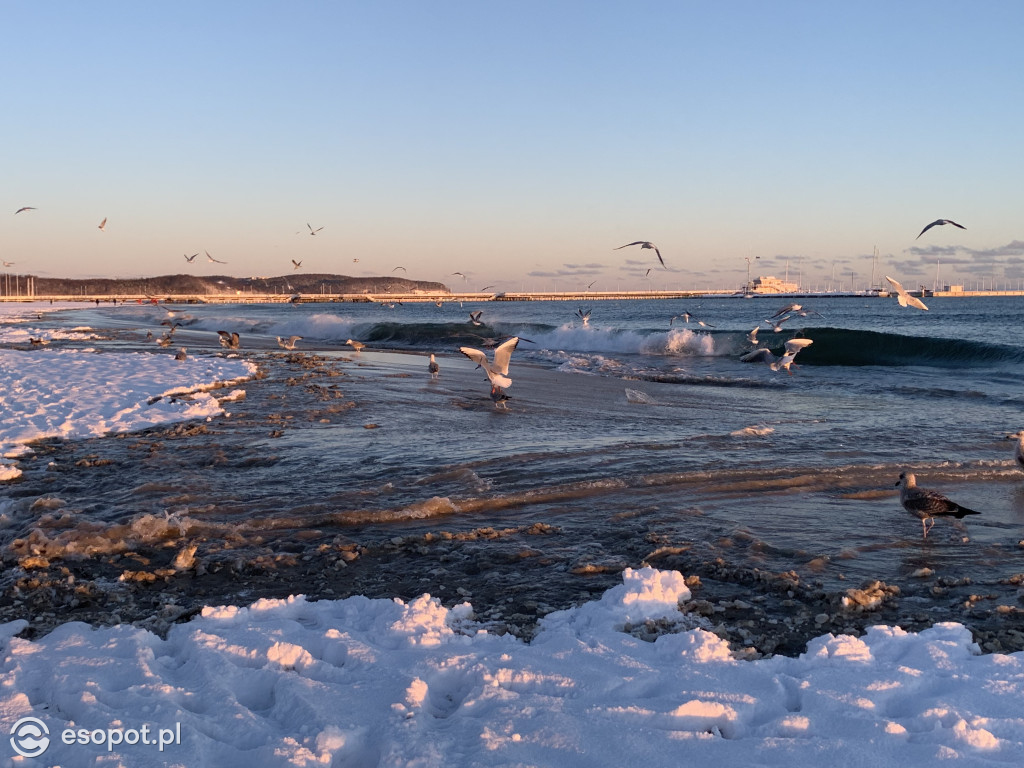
[277, 335, 302, 350]
[175, 347, 188, 361]
[615, 241, 664, 268]
[217, 330, 240, 349]
[895, 472, 980, 539]
[885, 275, 928, 311]
[740, 338, 813, 374]
[346, 339, 365, 353]
[428, 354, 440, 378]
[916, 219, 966, 239]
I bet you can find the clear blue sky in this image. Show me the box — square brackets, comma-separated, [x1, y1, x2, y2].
[2, 1, 1021, 291]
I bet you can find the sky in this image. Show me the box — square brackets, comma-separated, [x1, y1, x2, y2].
[1, 1, 1022, 291]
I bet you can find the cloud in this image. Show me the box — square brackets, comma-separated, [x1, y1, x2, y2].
[527, 263, 605, 278]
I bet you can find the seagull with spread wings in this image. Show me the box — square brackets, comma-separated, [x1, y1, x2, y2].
[615, 240, 664, 268]
[916, 219, 965, 239]
[307, 223, 324, 235]
[885, 275, 928, 311]
[207, 251, 228, 264]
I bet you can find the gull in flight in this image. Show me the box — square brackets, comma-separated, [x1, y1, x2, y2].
[184, 253, 198, 263]
[916, 219, 965, 239]
[217, 330, 240, 349]
[885, 275, 928, 311]
[747, 326, 760, 345]
[207, 251, 228, 264]
[895, 472, 980, 539]
[763, 313, 796, 332]
[769, 303, 802, 319]
[459, 336, 520, 390]
[740, 338, 813, 374]
[15, 207, 35, 214]
[292, 259, 303, 270]
[393, 266, 407, 273]
[670, 311, 714, 328]
[277, 335, 302, 350]
[575, 308, 592, 326]
[469, 311, 484, 326]
[345, 339, 365, 353]
[2, 260, 15, 267]
[428, 353, 440, 378]
[98, 217, 107, 231]
[615, 241, 664, 268]
[307, 223, 324, 235]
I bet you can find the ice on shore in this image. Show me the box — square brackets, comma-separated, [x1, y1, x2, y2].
[0, 347, 255, 480]
[1, 566, 1021, 766]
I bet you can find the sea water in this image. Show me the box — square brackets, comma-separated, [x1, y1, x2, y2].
[5, 295, 1024, 640]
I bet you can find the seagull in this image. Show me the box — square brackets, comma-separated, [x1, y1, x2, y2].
[614, 241, 664, 268]
[770, 303, 802, 319]
[459, 336, 520, 389]
[479, 285, 495, 292]
[763, 313, 796, 332]
[345, 339, 365, 353]
[29, 337, 49, 346]
[895, 472, 980, 539]
[15, 207, 35, 214]
[353, 258, 359, 263]
[885, 275, 928, 311]
[575, 308, 592, 326]
[217, 330, 240, 349]
[98, 217, 107, 231]
[2, 260, 15, 267]
[468, 311, 484, 326]
[916, 219, 966, 239]
[747, 326, 760, 345]
[292, 259, 303, 270]
[277, 335, 302, 350]
[428, 353, 440, 378]
[307, 223, 324, 235]
[451, 271, 466, 280]
[393, 266, 407, 273]
[207, 251, 228, 264]
[184, 253, 198, 263]
[739, 338, 813, 374]
[670, 312, 714, 328]
[1013, 432, 1024, 472]
[175, 347, 188, 361]
[490, 385, 511, 409]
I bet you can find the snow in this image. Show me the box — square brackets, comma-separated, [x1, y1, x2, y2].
[0, 305, 256, 479]
[2, 567, 1023, 766]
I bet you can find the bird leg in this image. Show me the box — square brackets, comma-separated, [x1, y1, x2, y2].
[921, 517, 934, 539]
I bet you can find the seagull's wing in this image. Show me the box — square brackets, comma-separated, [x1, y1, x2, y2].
[946, 219, 966, 230]
[885, 275, 906, 294]
[906, 295, 929, 311]
[491, 337, 520, 375]
[614, 241, 646, 250]
[784, 338, 814, 354]
[916, 220, 941, 239]
[654, 246, 665, 268]
[459, 346, 489, 369]
[740, 349, 776, 364]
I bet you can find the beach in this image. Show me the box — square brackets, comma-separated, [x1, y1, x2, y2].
[2, 297, 1024, 765]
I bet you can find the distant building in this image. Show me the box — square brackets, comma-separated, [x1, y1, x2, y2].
[750, 275, 799, 294]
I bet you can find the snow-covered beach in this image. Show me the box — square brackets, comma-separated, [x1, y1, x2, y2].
[2, 301, 1024, 766]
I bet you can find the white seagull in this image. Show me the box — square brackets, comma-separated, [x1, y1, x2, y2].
[575, 308, 592, 326]
[739, 338, 813, 374]
[207, 251, 228, 264]
[670, 312, 714, 328]
[98, 217, 107, 231]
[895, 472, 980, 539]
[459, 336, 520, 389]
[885, 275, 928, 311]
[916, 219, 965, 239]
[614, 241, 664, 268]
[277, 335, 302, 350]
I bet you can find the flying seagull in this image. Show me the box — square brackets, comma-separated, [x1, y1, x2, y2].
[885, 275, 928, 311]
[217, 330, 240, 349]
[468, 311, 484, 326]
[15, 207, 35, 214]
[393, 266, 407, 273]
[895, 472, 980, 539]
[2, 260, 15, 267]
[184, 253, 198, 263]
[277, 335, 302, 350]
[670, 312, 714, 328]
[575, 308, 592, 326]
[207, 251, 228, 264]
[740, 338, 814, 374]
[292, 259, 303, 270]
[307, 223, 324, 235]
[459, 336, 521, 390]
[98, 217, 107, 231]
[916, 219, 965, 239]
[615, 241, 664, 268]
[428, 353, 440, 378]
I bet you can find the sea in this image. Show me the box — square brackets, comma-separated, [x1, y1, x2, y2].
[6, 294, 1024, 641]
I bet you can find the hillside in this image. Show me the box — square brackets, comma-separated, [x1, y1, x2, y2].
[28, 273, 451, 296]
